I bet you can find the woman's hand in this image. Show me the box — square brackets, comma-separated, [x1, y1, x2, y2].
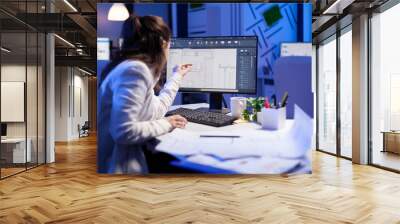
[166, 115, 188, 129]
[173, 64, 192, 77]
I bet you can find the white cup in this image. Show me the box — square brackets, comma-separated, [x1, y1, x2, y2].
[230, 97, 247, 118]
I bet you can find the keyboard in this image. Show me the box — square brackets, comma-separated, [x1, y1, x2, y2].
[166, 108, 236, 127]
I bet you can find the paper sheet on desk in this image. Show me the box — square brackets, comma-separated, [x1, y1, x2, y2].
[215, 157, 301, 174]
[156, 128, 201, 155]
[279, 105, 314, 158]
[156, 130, 266, 159]
[156, 105, 313, 160]
[185, 154, 301, 174]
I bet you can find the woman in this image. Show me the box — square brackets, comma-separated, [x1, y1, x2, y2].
[98, 15, 192, 174]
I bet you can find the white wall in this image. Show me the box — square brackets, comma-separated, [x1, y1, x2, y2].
[54, 67, 89, 141]
[1, 65, 26, 141]
[71, 73, 89, 138]
[1, 64, 46, 164]
[1, 65, 37, 137]
[1, 65, 26, 136]
[55, 66, 69, 141]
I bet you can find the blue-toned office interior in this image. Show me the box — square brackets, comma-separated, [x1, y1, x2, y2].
[97, 3, 314, 175]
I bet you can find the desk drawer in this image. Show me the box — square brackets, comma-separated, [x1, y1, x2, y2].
[0, 140, 31, 163]
[0, 145, 14, 163]
[384, 133, 400, 154]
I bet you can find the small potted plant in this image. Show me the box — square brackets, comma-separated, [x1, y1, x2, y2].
[242, 97, 265, 122]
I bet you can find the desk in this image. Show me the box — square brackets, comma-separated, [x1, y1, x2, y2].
[382, 131, 400, 154]
[1, 138, 31, 163]
[170, 103, 293, 133]
[155, 103, 312, 174]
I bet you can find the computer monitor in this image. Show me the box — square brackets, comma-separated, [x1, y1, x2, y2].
[1, 123, 7, 137]
[167, 36, 258, 112]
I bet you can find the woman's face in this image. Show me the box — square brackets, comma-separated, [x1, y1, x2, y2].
[163, 41, 170, 58]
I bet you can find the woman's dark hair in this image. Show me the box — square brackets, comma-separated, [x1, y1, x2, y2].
[100, 15, 171, 85]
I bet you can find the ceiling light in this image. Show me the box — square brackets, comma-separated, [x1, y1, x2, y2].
[54, 34, 75, 48]
[108, 3, 130, 21]
[1, 47, 11, 53]
[63, 0, 78, 12]
[78, 67, 93, 76]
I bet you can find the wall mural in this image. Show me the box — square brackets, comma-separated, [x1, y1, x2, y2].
[242, 3, 299, 96]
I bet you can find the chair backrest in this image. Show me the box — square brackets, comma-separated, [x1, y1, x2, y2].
[274, 56, 313, 119]
[82, 121, 90, 129]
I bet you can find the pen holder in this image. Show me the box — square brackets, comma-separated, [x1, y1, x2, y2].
[261, 107, 286, 130]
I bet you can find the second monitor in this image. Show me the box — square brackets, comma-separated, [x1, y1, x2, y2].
[167, 36, 258, 112]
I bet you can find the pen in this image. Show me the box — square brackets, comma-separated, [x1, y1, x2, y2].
[280, 91, 289, 107]
[200, 135, 241, 138]
[271, 95, 277, 108]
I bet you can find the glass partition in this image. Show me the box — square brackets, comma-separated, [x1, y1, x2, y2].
[317, 36, 337, 155]
[0, 1, 46, 179]
[1, 31, 28, 177]
[339, 27, 352, 158]
[370, 4, 400, 171]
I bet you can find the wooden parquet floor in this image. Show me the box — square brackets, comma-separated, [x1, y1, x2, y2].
[1, 134, 400, 224]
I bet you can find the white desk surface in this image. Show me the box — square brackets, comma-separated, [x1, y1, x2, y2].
[1, 138, 27, 144]
[169, 103, 293, 133]
[159, 103, 312, 174]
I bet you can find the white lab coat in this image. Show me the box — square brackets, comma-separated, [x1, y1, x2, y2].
[97, 60, 182, 174]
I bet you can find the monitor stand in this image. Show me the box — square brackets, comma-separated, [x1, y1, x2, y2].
[195, 93, 230, 114]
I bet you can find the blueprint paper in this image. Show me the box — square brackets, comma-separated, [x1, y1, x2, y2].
[156, 105, 314, 165]
[167, 48, 238, 90]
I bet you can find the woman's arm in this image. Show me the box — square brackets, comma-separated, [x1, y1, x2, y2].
[109, 70, 172, 145]
[151, 64, 192, 119]
[151, 72, 182, 119]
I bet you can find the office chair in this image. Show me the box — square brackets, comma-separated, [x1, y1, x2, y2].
[78, 121, 90, 138]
